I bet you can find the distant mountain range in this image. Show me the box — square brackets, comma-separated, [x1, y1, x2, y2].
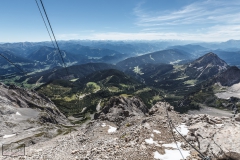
[1, 40, 240, 154]
[209, 50, 240, 67]
[24, 63, 118, 84]
[28, 46, 79, 67]
[116, 49, 193, 70]
[167, 44, 208, 56]
[1, 40, 240, 114]
[0, 50, 41, 76]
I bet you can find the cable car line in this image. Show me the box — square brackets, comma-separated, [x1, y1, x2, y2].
[38, 0, 70, 79]
[35, 0, 56, 49]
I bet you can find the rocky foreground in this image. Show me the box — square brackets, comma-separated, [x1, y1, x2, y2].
[1, 96, 240, 160]
[0, 83, 71, 154]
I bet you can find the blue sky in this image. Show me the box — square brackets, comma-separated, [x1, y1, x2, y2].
[0, 0, 240, 42]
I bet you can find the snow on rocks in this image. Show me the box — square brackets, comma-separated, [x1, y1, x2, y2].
[174, 123, 189, 136]
[16, 111, 21, 115]
[3, 134, 16, 139]
[162, 142, 181, 149]
[154, 149, 190, 160]
[145, 137, 161, 147]
[154, 142, 190, 159]
[4, 98, 239, 160]
[101, 123, 117, 133]
[101, 123, 106, 127]
[108, 126, 117, 133]
[153, 130, 161, 134]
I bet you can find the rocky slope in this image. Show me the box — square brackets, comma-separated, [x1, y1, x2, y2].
[2, 96, 239, 160]
[0, 82, 71, 153]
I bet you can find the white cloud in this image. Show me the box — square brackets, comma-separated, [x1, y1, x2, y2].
[134, 0, 240, 27]
[79, 29, 240, 42]
[130, 0, 240, 41]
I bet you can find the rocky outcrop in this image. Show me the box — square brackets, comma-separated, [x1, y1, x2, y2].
[215, 66, 240, 86]
[0, 82, 71, 149]
[94, 96, 148, 125]
[235, 113, 240, 122]
[1, 98, 240, 160]
[0, 82, 68, 124]
[183, 114, 240, 160]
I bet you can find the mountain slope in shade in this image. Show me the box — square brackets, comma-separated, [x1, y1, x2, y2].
[123, 52, 231, 111]
[77, 69, 140, 85]
[0, 42, 44, 57]
[214, 66, 240, 86]
[60, 44, 122, 57]
[25, 63, 119, 84]
[27, 46, 79, 67]
[182, 66, 240, 111]
[0, 50, 41, 76]
[167, 44, 208, 55]
[124, 63, 174, 84]
[116, 49, 193, 70]
[185, 52, 228, 80]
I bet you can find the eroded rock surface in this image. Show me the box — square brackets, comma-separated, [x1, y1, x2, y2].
[1, 96, 240, 160]
[0, 83, 71, 151]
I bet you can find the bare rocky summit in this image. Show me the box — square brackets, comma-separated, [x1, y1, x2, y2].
[1, 96, 240, 160]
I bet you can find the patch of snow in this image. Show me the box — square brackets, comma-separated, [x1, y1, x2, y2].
[154, 151, 162, 159]
[174, 124, 189, 136]
[145, 138, 160, 146]
[16, 112, 21, 115]
[3, 134, 16, 139]
[216, 124, 224, 127]
[197, 66, 203, 71]
[151, 134, 154, 137]
[170, 60, 182, 65]
[101, 123, 106, 127]
[96, 100, 102, 112]
[108, 126, 117, 133]
[101, 123, 117, 133]
[81, 107, 87, 113]
[145, 138, 154, 144]
[153, 130, 161, 134]
[150, 55, 155, 61]
[163, 142, 181, 149]
[153, 149, 190, 160]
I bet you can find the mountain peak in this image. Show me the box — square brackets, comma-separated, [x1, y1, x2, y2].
[205, 52, 217, 56]
[191, 52, 227, 67]
[186, 52, 228, 80]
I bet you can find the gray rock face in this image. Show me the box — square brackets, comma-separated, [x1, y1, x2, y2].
[0, 83, 68, 124]
[94, 96, 148, 125]
[1, 97, 240, 160]
[0, 82, 70, 148]
[235, 113, 240, 122]
[185, 114, 240, 160]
